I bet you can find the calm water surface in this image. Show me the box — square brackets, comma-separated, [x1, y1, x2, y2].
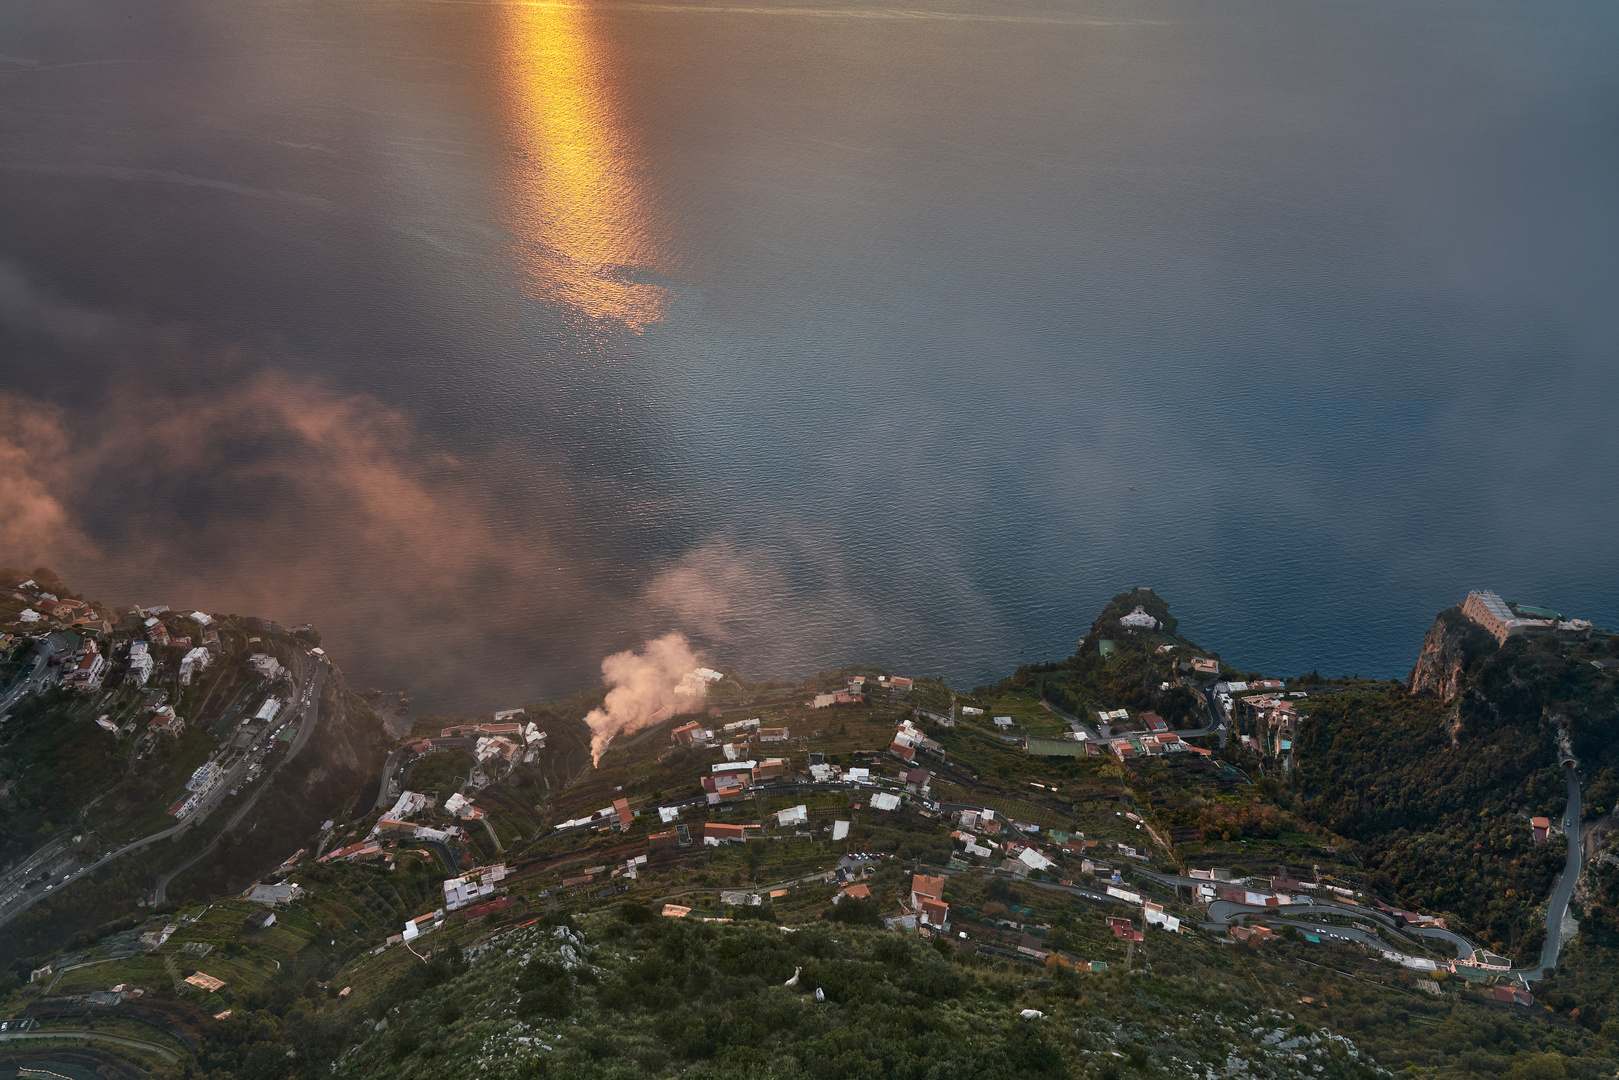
[2, 0, 1616, 710]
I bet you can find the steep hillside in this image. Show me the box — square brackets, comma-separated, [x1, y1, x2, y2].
[0, 570, 392, 985]
[5, 587, 1619, 1080]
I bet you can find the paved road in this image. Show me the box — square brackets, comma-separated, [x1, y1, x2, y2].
[374, 747, 409, 810]
[154, 654, 327, 904]
[1198, 686, 1230, 748]
[1522, 764, 1582, 980]
[0, 1029, 181, 1063]
[1147, 867, 1480, 957]
[0, 638, 54, 716]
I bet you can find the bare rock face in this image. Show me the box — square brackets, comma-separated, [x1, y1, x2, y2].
[1407, 606, 1497, 701]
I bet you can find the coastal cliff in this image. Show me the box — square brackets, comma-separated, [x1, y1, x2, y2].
[1406, 605, 1498, 701]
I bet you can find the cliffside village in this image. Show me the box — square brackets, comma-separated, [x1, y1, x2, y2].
[294, 662, 1532, 990]
[7, 583, 1591, 1009]
[2, 579, 321, 821]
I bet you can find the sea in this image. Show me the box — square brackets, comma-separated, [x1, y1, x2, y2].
[1, 0, 1616, 713]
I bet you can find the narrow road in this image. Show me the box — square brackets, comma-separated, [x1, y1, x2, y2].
[0, 1030, 180, 1064]
[1522, 764, 1582, 980]
[1197, 685, 1230, 748]
[0, 638, 55, 716]
[154, 654, 327, 904]
[374, 747, 408, 810]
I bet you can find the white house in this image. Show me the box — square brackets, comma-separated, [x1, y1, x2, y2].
[1119, 606, 1158, 630]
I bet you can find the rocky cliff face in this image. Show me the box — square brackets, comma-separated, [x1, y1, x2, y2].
[1407, 606, 1498, 701]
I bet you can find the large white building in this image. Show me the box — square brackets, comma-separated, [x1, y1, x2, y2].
[179, 646, 212, 685]
[1119, 606, 1159, 630]
[127, 641, 154, 686]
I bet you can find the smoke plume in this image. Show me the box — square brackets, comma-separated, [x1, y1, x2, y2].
[584, 631, 706, 766]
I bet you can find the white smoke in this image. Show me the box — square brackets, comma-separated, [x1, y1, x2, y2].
[584, 632, 707, 766]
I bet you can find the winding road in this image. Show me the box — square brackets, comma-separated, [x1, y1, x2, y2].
[0, 1029, 180, 1064]
[1522, 764, 1582, 980]
[1167, 763, 1584, 982]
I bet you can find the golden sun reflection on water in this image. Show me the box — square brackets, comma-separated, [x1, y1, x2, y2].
[496, 0, 674, 329]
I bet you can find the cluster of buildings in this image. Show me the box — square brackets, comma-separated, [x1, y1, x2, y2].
[9, 581, 103, 632]
[1237, 694, 1301, 759]
[1105, 731, 1208, 761]
[888, 717, 943, 765]
[442, 863, 507, 911]
[59, 637, 108, 692]
[319, 789, 468, 868]
[400, 717, 548, 782]
[672, 715, 789, 750]
[810, 674, 913, 709]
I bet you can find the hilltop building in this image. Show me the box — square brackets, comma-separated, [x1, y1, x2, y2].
[1462, 590, 1593, 645]
[1119, 606, 1158, 630]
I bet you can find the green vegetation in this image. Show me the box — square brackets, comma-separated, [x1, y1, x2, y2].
[9, 576, 1619, 1079]
[1293, 631, 1619, 964]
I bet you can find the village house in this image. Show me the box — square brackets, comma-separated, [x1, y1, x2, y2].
[444, 792, 484, 820]
[703, 822, 760, 845]
[247, 653, 283, 679]
[909, 873, 948, 928]
[61, 637, 107, 693]
[148, 707, 185, 739]
[179, 646, 212, 685]
[474, 734, 521, 768]
[702, 771, 751, 805]
[752, 758, 788, 782]
[247, 882, 303, 905]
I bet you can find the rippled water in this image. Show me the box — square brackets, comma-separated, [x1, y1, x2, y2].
[2, 0, 1616, 710]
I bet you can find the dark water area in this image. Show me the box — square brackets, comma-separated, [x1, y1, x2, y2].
[2, 0, 1617, 713]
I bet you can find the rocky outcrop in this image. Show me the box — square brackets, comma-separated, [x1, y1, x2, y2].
[1407, 606, 1498, 701]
